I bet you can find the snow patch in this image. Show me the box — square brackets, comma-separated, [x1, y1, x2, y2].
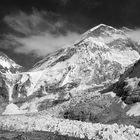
[105, 92, 116, 98]
[0, 59, 11, 69]
[104, 49, 140, 67]
[3, 103, 27, 115]
[127, 102, 140, 116]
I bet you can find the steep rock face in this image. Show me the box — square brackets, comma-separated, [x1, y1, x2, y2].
[1, 24, 140, 115]
[97, 56, 140, 121]
[112, 59, 140, 104]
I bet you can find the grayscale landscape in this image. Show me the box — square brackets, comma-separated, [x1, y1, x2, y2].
[0, 0, 140, 140]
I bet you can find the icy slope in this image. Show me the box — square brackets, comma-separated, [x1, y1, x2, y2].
[1, 24, 140, 115]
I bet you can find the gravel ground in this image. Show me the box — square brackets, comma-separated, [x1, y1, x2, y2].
[0, 114, 140, 140]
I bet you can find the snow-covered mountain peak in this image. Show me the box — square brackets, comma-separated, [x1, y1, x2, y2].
[89, 24, 119, 33]
[0, 52, 23, 73]
[32, 24, 139, 71]
[81, 24, 125, 40]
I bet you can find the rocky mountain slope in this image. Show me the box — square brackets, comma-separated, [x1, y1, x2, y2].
[107, 58, 140, 117]
[1, 24, 140, 139]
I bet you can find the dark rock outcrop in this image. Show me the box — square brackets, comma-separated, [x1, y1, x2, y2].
[109, 59, 140, 104]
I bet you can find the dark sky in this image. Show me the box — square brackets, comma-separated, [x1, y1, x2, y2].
[0, 0, 139, 27]
[0, 0, 140, 69]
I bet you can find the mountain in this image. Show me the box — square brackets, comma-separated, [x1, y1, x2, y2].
[1, 24, 140, 139]
[1, 24, 140, 116]
[0, 52, 23, 73]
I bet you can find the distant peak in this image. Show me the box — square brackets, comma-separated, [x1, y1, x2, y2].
[89, 24, 111, 32]
[81, 24, 125, 40]
[0, 51, 23, 73]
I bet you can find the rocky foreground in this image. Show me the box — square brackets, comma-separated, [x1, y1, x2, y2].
[0, 114, 140, 140]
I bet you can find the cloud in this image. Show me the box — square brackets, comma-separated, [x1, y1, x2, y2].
[127, 29, 140, 43]
[10, 32, 79, 56]
[4, 9, 68, 36]
[59, 0, 70, 5]
[2, 9, 80, 56]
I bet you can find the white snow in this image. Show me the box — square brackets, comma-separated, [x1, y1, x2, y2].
[3, 103, 27, 115]
[127, 102, 140, 116]
[90, 24, 114, 32]
[103, 49, 140, 67]
[0, 54, 22, 74]
[7, 84, 14, 102]
[0, 59, 11, 69]
[105, 92, 116, 98]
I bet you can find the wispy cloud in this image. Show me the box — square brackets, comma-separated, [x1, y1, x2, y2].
[11, 32, 79, 56]
[3, 9, 80, 56]
[127, 29, 140, 43]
